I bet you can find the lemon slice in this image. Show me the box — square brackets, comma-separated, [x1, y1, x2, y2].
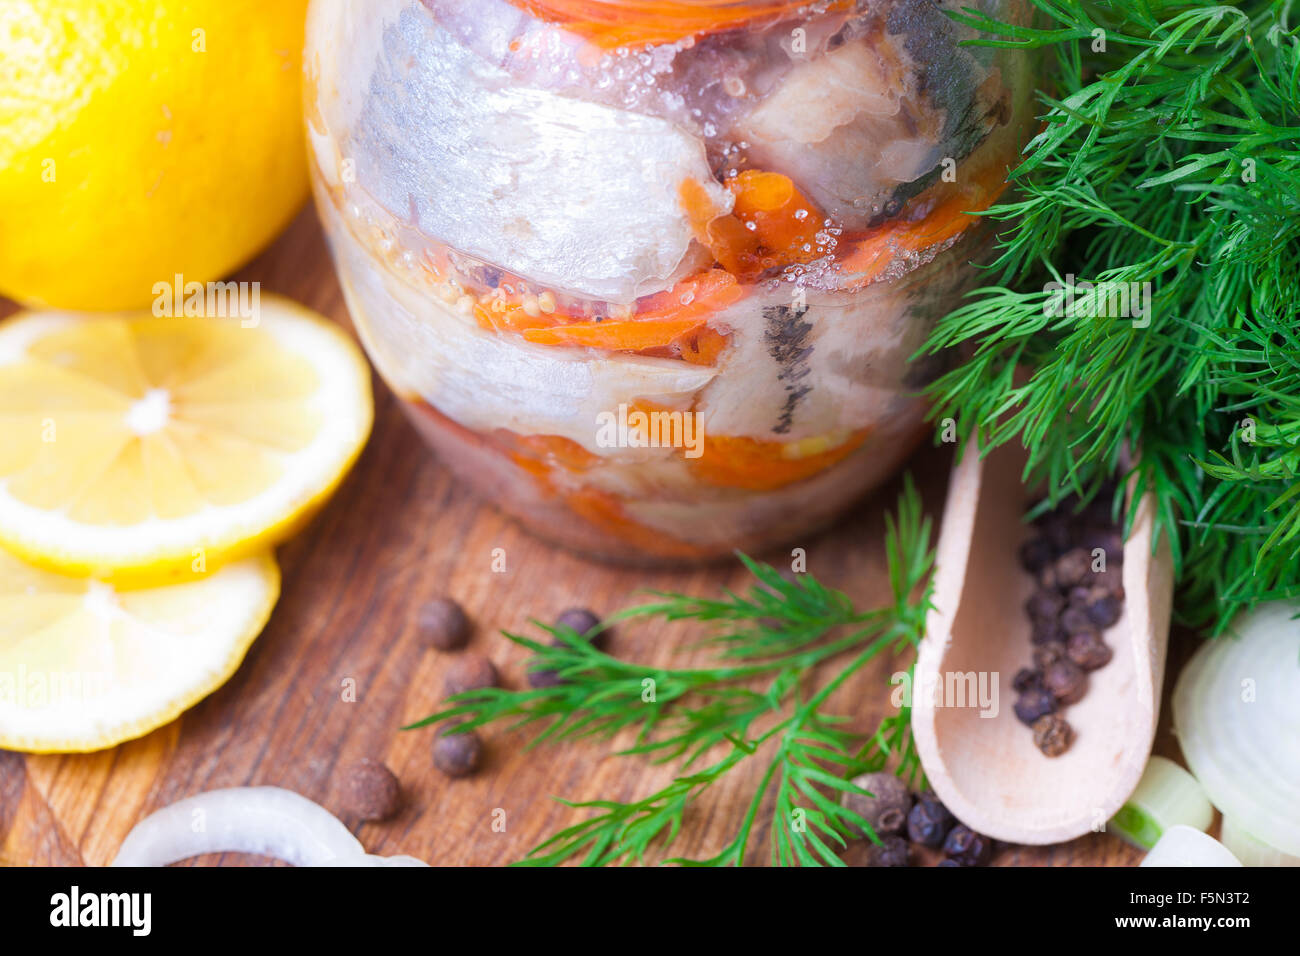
[0, 548, 279, 752]
[0, 296, 372, 581]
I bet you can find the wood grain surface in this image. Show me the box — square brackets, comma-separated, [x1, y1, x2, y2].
[0, 206, 1198, 866]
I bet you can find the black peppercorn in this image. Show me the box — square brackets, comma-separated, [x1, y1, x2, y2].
[1053, 548, 1093, 589]
[418, 597, 471, 651]
[1037, 564, 1061, 592]
[444, 653, 499, 697]
[1014, 687, 1057, 725]
[841, 771, 914, 838]
[1084, 590, 1122, 628]
[340, 759, 402, 822]
[1060, 604, 1095, 636]
[1043, 658, 1087, 705]
[1032, 713, 1073, 756]
[1031, 614, 1067, 645]
[1032, 640, 1067, 671]
[942, 824, 992, 866]
[906, 794, 957, 847]
[1079, 527, 1124, 566]
[1067, 630, 1113, 670]
[1018, 537, 1055, 573]
[433, 726, 483, 777]
[866, 835, 912, 867]
[1024, 589, 1065, 621]
[1092, 565, 1125, 599]
[1035, 513, 1072, 554]
[1012, 667, 1042, 693]
[554, 607, 609, 651]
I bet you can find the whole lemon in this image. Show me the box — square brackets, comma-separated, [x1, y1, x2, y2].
[0, 1, 310, 310]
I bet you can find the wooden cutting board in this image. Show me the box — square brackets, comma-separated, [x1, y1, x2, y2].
[0, 206, 1190, 866]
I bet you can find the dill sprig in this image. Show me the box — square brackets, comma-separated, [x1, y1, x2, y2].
[406, 477, 934, 866]
[922, 0, 1300, 633]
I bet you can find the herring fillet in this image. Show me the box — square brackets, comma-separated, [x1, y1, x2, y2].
[735, 5, 1005, 229]
[351, 6, 730, 304]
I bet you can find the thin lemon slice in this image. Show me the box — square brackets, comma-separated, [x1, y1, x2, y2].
[0, 296, 372, 581]
[0, 548, 279, 752]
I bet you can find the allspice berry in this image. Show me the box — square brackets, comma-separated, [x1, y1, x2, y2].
[419, 597, 471, 651]
[841, 771, 913, 838]
[1043, 658, 1087, 705]
[1067, 629, 1113, 670]
[866, 835, 912, 867]
[555, 607, 608, 650]
[433, 727, 483, 777]
[942, 824, 992, 866]
[1032, 713, 1073, 756]
[444, 653, 499, 697]
[527, 666, 564, 688]
[340, 758, 402, 822]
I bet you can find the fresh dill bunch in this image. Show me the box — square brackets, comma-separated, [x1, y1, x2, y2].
[406, 477, 935, 866]
[922, 0, 1300, 633]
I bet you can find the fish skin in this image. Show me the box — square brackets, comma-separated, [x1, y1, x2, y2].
[350, 5, 731, 304]
[693, 248, 975, 443]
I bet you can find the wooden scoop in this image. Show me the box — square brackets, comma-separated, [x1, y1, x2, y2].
[911, 441, 1174, 845]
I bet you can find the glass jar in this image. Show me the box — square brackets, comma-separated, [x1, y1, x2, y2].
[305, 0, 1033, 564]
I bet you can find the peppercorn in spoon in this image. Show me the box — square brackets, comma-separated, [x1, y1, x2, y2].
[911, 440, 1174, 845]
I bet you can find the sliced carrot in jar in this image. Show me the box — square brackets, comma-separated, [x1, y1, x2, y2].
[838, 168, 1010, 289]
[512, 1, 853, 50]
[727, 170, 825, 266]
[523, 316, 707, 350]
[691, 429, 869, 491]
[523, 270, 742, 352]
[673, 325, 729, 365]
[682, 172, 826, 278]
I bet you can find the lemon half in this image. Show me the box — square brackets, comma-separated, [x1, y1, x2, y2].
[0, 296, 373, 581]
[0, 548, 279, 753]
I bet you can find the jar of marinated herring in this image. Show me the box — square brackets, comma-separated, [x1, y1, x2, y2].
[305, 0, 1034, 564]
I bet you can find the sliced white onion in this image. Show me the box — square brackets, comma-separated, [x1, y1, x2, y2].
[1110, 756, 1214, 849]
[1220, 815, 1300, 867]
[111, 786, 423, 867]
[1172, 601, 1300, 856]
[320, 854, 430, 867]
[1140, 825, 1242, 867]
